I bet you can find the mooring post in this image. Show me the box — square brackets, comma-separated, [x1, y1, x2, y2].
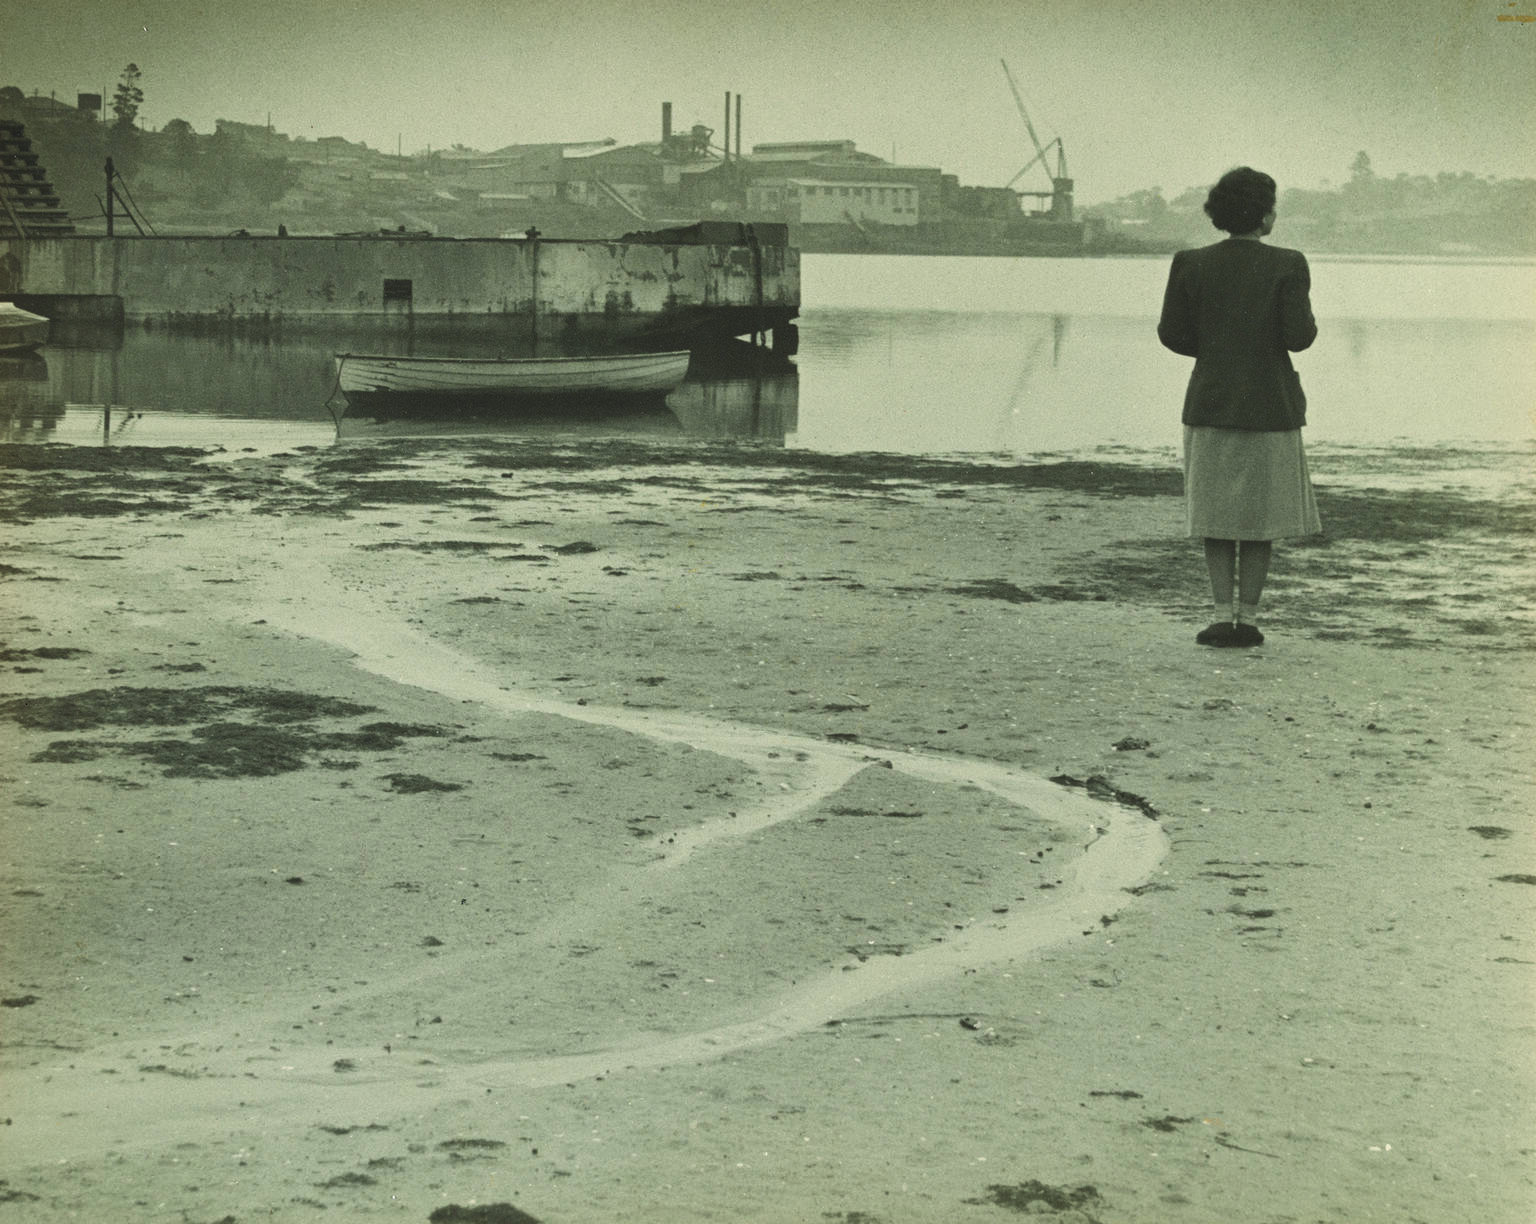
[746, 223, 764, 347]
[526, 227, 541, 346]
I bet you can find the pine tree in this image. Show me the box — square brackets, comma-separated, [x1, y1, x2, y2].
[111, 63, 143, 132]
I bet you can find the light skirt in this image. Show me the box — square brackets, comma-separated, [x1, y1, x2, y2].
[1183, 425, 1321, 540]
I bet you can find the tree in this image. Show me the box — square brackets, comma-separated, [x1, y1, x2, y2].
[1097, 187, 1170, 222]
[111, 63, 143, 132]
[160, 117, 197, 171]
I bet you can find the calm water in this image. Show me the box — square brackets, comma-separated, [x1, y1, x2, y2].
[2, 253, 1532, 458]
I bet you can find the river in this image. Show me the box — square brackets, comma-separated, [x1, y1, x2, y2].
[2, 253, 1532, 460]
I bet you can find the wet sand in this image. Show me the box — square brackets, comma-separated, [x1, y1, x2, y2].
[1, 436, 1532, 1223]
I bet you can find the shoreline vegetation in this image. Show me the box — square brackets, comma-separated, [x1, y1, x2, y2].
[1, 435, 1532, 1223]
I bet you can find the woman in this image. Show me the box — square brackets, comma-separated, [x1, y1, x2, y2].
[1158, 166, 1320, 648]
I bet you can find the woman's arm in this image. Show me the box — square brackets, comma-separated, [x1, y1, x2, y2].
[1280, 252, 1318, 352]
[1157, 251, 1200, 357]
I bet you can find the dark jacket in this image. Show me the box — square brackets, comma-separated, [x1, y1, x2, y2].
[1157, 238, 1318, 431]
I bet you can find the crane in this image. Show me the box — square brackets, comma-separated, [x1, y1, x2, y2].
[1000, 59, 1073, 222]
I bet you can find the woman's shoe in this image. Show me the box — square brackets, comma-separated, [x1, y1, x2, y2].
[1230, 622, 1265, 646]
[1196, 621, 1235, 645]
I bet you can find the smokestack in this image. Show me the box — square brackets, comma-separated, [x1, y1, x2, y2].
[662, 101, 672, 142]
[723, 91, 731, 161]
[735, 93, 742, 158]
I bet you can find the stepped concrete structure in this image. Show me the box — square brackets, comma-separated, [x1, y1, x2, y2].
[0, 119, 76, 298]
[0, 120, 75, 240]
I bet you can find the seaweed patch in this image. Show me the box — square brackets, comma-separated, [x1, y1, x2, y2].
[0, 686, 453, 779]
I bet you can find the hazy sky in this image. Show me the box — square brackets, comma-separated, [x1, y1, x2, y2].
[6, 0, 1533, 204]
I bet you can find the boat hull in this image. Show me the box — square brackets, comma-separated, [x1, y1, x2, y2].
[0, 304, 49, 352]
[335, 349, 691, 407]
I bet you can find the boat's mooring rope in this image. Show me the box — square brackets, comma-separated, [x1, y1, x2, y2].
[322, 356, 347, 429]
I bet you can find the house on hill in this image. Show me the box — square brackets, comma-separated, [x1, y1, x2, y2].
[0, 89, 96, 128]
[742, 141, 945, 225]
[765, 178, 922, 226]
[215, 118, 290, 147]
[561, 143, 672, 218]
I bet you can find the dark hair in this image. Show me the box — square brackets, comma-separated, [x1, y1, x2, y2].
[1204, 167, 1277, 234]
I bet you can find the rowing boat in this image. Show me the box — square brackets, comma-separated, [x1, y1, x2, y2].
[335, 349, 691, 404]
[0, 303, 49, 353]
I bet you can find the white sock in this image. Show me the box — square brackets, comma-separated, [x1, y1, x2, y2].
[1237, 601, 1261, 624]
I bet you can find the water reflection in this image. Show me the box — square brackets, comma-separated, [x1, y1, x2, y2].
[334, 401, 684, 443]
[2, 254, 1531, 457]
[785, 309, 1117, 455]
[789, 306, 1533, 453]
[2, 404, 340, 454]
[336, 340, 799, 443]
[0, 328, 800, 451]
[666, 342, 798, 440]
[0, 353, 51, 430]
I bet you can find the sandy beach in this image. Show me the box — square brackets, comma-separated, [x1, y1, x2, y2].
[1, 434, 1532, 1224]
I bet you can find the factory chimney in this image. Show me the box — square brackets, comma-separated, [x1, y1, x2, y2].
[723, 91, 731, 161]
[662, 101, 672, 143]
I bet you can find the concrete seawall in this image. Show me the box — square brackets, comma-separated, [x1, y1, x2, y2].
[0, 230, 799, 349]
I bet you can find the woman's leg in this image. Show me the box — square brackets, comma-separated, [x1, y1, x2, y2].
[1203, 538, 1236, 620]
[1236, 540, 1273, 623]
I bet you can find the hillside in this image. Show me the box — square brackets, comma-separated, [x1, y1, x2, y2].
[1, 101, 654, 239]
[7, 91, 1534, 256]
[1084, 156, 1536, 257]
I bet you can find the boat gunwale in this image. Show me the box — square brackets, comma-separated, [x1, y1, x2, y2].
[334, 348, 692, 400]
[335, 349, 692, 368]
